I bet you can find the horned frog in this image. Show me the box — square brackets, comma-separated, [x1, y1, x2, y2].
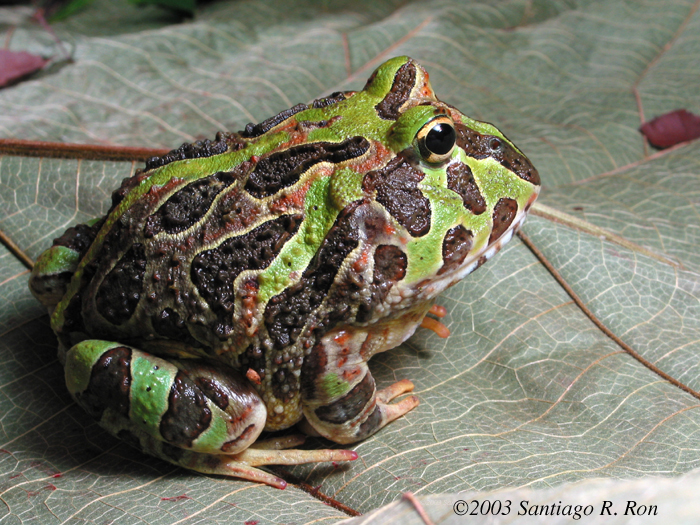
[29, 56, 540, 488]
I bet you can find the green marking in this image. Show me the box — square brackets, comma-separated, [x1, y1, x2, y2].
[321, 372, 351, 399]
[192, 406, 229, 452]
[65, 340, 120, 395]
[51, 133, 288, 333]
[389, 105, 438, 152]
[33, 245, 80, 277]
[330, 167, 364, 209]
[404, 151, 537, 283]
[257, 176, 341, 303]
[364, 56, 410, 98]
[130, 353, 176, 437]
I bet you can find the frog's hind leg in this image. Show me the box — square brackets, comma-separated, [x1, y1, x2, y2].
[64, 340, 356, 488]
[300, 331, 419, 445]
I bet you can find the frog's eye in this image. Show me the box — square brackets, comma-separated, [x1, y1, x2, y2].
[416, 116, 456, 164]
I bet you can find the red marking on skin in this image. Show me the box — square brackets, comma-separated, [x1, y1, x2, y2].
[240, 279, 260, 332]
[383, 224, 396, 236]
[269, 178, 313, 214]
[341, 368, 362, 382]
[354, 142, 392, 174]
[337, 356, 348, 367]
[245, 520, 259, 525]
[246, 368, 262, 385]
[0, 449, 11, 455]
[352, 249, 370, 273]
[333, 330, 351, 346]
[9, 474, 22, 480]
[161, 494, 191, 501]
[51, 473, 62, 478]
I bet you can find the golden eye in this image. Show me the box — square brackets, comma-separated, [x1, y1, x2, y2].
[416, 116, 456, 163]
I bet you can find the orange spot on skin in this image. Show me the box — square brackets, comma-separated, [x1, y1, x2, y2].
[333, 330, 351, 346]
[342, 368, 362, 382]
[246, 368, 262, 385]
[269, 178, 314, 214]
[353, 250, 371, 273]
[384, 224, 396, 236]
[420, 316, 450, 338]
[338, 356, 348, 367]
[353, 142, 393, 173]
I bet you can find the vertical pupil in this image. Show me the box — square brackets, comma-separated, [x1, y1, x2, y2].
[425, 123, 456, 155]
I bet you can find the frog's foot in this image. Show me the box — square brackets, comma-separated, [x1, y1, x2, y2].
[167, 434, 357, 489]
[301, 339, 419, 445]
[420, 304, 450, 338]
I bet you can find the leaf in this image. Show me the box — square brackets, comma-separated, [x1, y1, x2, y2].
[343, 470, 700, 524]
[0, 49, 47, 88]
[639, 109, 700, 148]
[2, 0, 700, 522]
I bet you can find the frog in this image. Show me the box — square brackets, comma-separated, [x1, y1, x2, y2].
[28, 56, 540, 489]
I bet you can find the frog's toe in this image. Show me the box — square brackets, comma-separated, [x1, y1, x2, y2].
[375, 380, 420, 425]
[232, 444, 358, 467]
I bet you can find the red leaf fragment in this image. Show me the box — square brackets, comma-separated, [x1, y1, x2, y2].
[639, 109, 700, 149]
[0, 49, 47, 88]
[161, 494, 191, 501]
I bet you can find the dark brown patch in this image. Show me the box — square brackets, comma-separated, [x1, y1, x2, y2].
[77, 346, 132, 418]
[446, 162, 487, 215]
[356, 405, 382, 439]
[52, 221, 102, 258]
[245, 136, 370, 199]
[191, 214, 302, 339]
[145, 131, 245, 171]
[356, 245, 407, 322]
[271, 365, 300, 402]
[375, 62, 417, 120]
[489, 198, 518, 244]
[314, 373, 375, 424]
[239, 342, 266, 383]
[373, 244, 407, 282]
[159, 371, 212, 448]
[95, 243, 147, 325]
[439, 225, 473, 275]
[143, 171, 237, 237]
[152, 308, 189, 340]
[195, 377, 229, 411]
[240, 103, 308, 138]
[312, 91, 348, 109]
[363, 155, 431, 237]
[264, 201, 362, 349]
[300, 343, 328, 399]
[455, 122, 540, 185]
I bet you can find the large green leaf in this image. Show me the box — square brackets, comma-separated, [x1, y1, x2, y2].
[2, 0, 700, 521]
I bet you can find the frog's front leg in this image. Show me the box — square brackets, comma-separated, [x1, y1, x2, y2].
[65, 340, 356, 488]
[300, 328, 419, 445]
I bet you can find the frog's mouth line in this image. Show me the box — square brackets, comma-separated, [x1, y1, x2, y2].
[410, 194, 539, 304]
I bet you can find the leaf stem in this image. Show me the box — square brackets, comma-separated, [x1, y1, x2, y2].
[0, 229, 34, 270]
[518, 230, 700, 402]
[0, 138, 168, 162]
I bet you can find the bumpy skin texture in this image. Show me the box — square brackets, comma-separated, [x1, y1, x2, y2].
[29, 57, 540, 487]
